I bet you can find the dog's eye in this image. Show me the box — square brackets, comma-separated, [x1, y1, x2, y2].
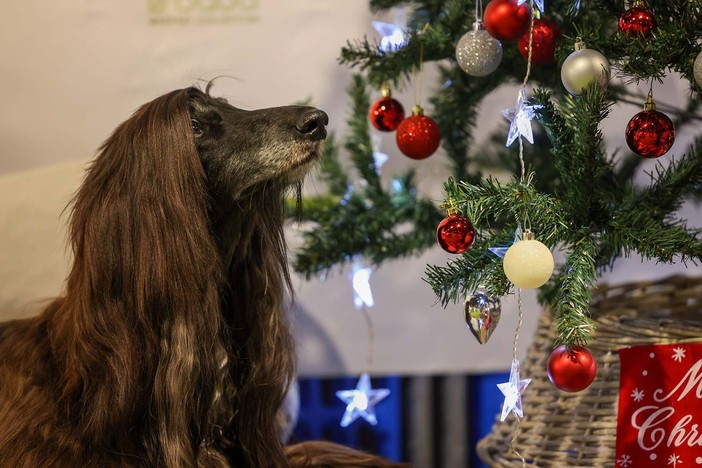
[191, 119, 204, 137]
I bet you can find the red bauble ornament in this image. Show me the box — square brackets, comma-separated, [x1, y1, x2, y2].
[369, 85, 405, 132]
[436, 214, 475, 254]
[396, 105, 441, 160]
[618, 1, 657, 38]
[483, 0, 532, 42]
[625, 97, 675, 159]
[517, 18, 563, 64]
[547, 345, 597, 392]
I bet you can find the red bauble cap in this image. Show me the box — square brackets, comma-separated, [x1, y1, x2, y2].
[618, 2, 657, 38]
[436, 214, 475, 254]
[484, 0, 532, 42]
[625, 98, 675, 159]
[547, 345, 597, 392]
[369, 87, 405, 132]
[517, 18, 563, 64]
[396, 106, 441, 160]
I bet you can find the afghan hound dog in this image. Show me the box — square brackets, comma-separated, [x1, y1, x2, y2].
[0, 87, 405, 467]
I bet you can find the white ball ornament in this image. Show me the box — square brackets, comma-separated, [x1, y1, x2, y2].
[456, 20, 503, 77]
[503, 230, 554, 289]
[561, 39, 611, 96]
[694, 50, 702, 88]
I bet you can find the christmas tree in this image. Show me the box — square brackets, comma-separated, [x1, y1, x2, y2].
[292, 0, 702, 353]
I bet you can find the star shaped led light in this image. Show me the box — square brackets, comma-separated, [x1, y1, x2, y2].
[371, 8, 408, 54]
[502, 87, 539, 147]
[371, 134, 389, 175]
[336, 373, 390, 427]
[517, 0, 544, 12]
[489, 226, 523, 258]
[497, 359, 531, 421]
[350, 258, 374, 309]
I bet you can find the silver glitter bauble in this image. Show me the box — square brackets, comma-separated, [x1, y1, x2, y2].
[455, 21, 503, 77]
[694, 50, 702, 88]
[561, 39, 611, 96]
[464, 291, 501, 345]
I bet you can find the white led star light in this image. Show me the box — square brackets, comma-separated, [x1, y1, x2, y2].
[336, 373, 390, 427]
[351, 258, 374, 309]
[371, 134, 389, 175]
[371, 8, 408, 54]
[489, 226, 523, 258]
[517, 0, 544, 12]
[497, 359, 531, 421]
[502, 87, 540, 147]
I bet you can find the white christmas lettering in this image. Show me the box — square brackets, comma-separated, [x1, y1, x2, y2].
[653, 359, 702, 402]
[632, 406, 702, 450]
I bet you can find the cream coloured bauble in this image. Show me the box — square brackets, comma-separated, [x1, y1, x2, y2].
[694, 50, 702, 88]
[503, 231, 554, 289]
[561, 40, 611, 96]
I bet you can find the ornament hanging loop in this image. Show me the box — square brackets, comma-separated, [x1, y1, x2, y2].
[645, 79, 656, 110]
[444, 198, 460, 216]
[380, 82, 392, 98]
[474, 0, 484, 22]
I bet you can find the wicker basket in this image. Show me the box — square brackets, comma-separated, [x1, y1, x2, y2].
[477, 275, 702, 467]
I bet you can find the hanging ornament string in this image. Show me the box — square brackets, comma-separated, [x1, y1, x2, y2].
[521, 6, 537, 89]
[474, 0, 484, 22]
[398, 23, 442, 160]
[517, 3, 537, 183]
[521, 172, 534, 233]
[361, 303, 375, 370]
[336, 260, 390, 428]
[509, 4, 536, 467]
[515, 290, 527, 465]
[514, 289, 524, 380]
[507, 288, 527, 467]
[513, 0, 536, 369]
[413, 23, 431, 107]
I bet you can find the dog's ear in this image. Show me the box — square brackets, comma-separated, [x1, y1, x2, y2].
[63, 89, 225, 465]
[68, 89, 219, 320]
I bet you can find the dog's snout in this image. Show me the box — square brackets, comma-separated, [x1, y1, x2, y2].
[295, 109, 328, 140]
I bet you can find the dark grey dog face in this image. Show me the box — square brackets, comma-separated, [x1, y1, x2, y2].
[187, 87, 328, 199]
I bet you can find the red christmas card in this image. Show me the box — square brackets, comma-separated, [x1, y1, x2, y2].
[616, 342, 702, 467]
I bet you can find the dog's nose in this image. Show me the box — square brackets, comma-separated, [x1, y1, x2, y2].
[295, 109, 328, 140]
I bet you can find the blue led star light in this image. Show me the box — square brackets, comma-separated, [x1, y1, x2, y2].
[497, 359, 531, 421]
[336, 373, 390, 427]
[502, 87, 540, 147]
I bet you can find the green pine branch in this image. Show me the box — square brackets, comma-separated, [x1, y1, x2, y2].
[293, 74, 443, 278]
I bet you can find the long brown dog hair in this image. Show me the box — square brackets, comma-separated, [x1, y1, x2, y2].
[0, 88, 403, 467]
